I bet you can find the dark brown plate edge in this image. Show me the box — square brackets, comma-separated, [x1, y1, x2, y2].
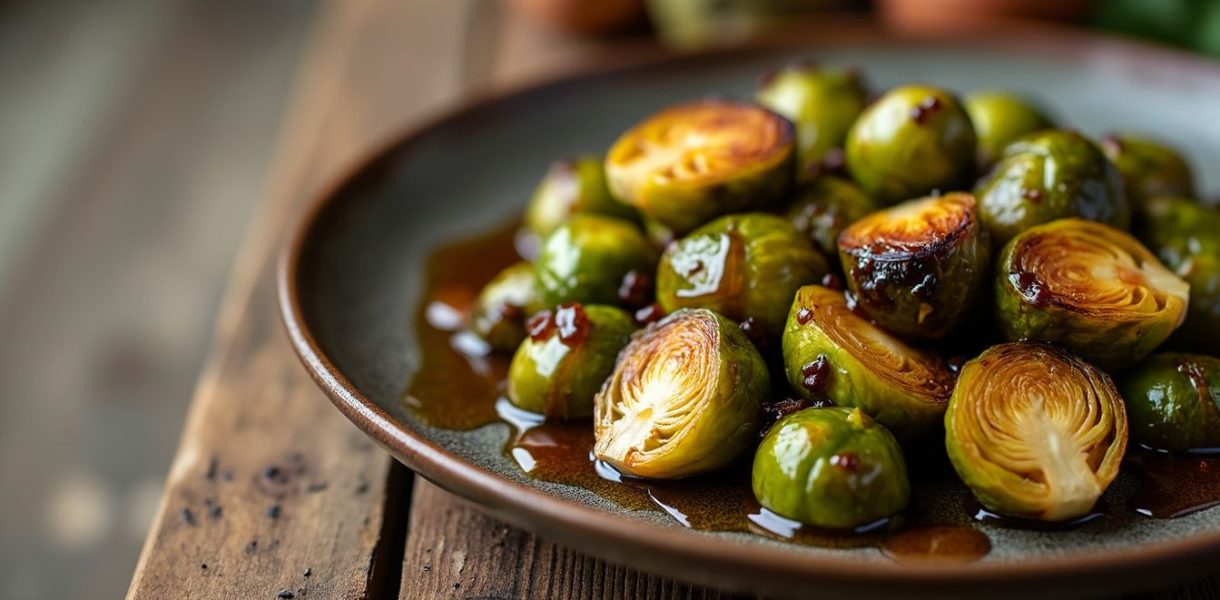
[277, 21, 1220, 599]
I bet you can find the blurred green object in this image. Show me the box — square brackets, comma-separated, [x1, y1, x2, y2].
[646, 0, 847, 47]
[1092, 0, 1220, 58]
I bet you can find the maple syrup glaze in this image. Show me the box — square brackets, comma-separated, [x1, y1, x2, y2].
[402, 220, 1220, 560]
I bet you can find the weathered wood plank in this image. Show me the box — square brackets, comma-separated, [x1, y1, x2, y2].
[125, 0, 470, 598]
[400, 480, 749, 600]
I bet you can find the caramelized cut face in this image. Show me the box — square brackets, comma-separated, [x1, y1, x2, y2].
[840, 193, 976, 255]
[947, 343, 1128, 521]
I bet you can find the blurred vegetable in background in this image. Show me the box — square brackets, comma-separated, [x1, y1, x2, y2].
[1092, 0, 1220, 58]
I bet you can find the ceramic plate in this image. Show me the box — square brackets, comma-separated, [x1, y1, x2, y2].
[280, 26, 1220, 599]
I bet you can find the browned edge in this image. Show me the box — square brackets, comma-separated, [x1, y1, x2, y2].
[277, 20, 1220, 597]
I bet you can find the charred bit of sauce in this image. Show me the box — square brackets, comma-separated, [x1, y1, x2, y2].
[1022, 188, 1044, 204]
[796, 307, 815, 325]
[553, 303, 589, 346]
[633, 303, 666, 327]
[801, 354, 832, 394]
[527, 310, 555, 341]
[761, 397, 812, 437]
[618, 270, 654, 309]
[1012, 271, 1052, 308]
[830, 452, 860, 471]
[911, 96, 942, 125]
[820, 273, 843, 291]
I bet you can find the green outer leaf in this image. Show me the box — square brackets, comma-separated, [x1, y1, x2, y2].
[534, 215, 657, 309]
[1119, 353, 1220, 452]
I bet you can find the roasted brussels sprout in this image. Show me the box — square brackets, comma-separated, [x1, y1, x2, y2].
[845, 85, 976, 205]
[594, 308, 769, 479]
[838, 193, 990, 339]
[995, 218, 1189, 370]
[507, 304, 635, 419]
[524, 156, 638, 238]
[974, 130, 1129, 245]
[755, 65, 868, 179]
[604, 100, 795, 235]
[963, 91, 1053, 166]
[657, 213, 829, 341]
[534, 215, 658, 308]
[470, 261, 540, 352]
[753, 407, 909, 529]
[945, 343, 1128, 521]
[1120, 353, 1220, 452]
[784, 176, 880, 256]
[1100, 134, 1196, 211]
[782, 285, 953, 438]
[1138, 196, 1220, 352]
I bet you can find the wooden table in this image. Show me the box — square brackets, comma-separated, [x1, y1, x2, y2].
[125, 2, 1220, 598]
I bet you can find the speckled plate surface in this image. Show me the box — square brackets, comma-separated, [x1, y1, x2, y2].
[279, 26, 1220, 599]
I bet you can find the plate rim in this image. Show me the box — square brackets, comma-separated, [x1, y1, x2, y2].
[277, 22, 1220, 595]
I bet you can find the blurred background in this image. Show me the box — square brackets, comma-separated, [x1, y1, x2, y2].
[2, 0, 1218, 598]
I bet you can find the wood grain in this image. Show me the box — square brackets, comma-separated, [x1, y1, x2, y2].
[399, 480, 748, 600]
[125, 0, 470, 597]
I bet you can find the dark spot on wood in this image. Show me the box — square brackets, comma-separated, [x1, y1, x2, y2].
[246, 540, 258, 554]
[303, 568, 311, 578]
[266, 504, 282, 519]
[355, 478, 370, 494]
[911, 96, 942, 124]
[201, 563, 208, 570]
[204, 497, 223, 520]
[306, 482, 329, 493]
[180, 508, 196, 526]
[277, 590, 295, 599]
[453, 583, 461, 590]
[205, 457, 219, 481]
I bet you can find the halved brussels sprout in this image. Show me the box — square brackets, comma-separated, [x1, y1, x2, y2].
[1120, 353, 1220, 452]
[974, 130, 1129, 245]
[963, 91, 1054, 166]
[755, 65, 868, 179]
[845, 85, 976, 205]
[657, 213, 829, 341]
[1100, 134, 1197, 211]
[781, 285, 953, 438]
[838, 193, 990, 339]
[594, 308, 769, 479]
[946, 342, 1128, 521]
[507, 304, 635, 419]
[604, 100, 796, 235]
[1139, 197, 1220, 353]
[753, 407, 909, 529]
[470, 261, 540, 352]
[995, 218, 1189, 370]
[524, 156, 638, 238]
[534, 214, 658, 309]
[784, 176, 880, 257]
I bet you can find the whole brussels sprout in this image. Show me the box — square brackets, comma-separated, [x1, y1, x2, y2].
[594, 308, 769, 479]
[753, 407, 909, 529]
[974, 130, 1129, 245]
[605, 100, 795, 235]
[534, 215, 658, 309]
[781, 285, 953, 438]
[784, 176, 880, 257]
[755, 65, 868, 179]
[995, 218, 1189, 370]
[657, 213, 829, 342]
[1120, 353, 1220, 452]
[838, 193, 990, 339]
[507, 304, 635, 419]
[470, 261, 540, 352]
[845, 85, 976, 205]
[524, 156, 638, 238]
[1138, 197, 1220, 353]
[963, 91, 1054, 166]
[946, 342, 1128, 521]
[1100, 134, 1197, 211]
